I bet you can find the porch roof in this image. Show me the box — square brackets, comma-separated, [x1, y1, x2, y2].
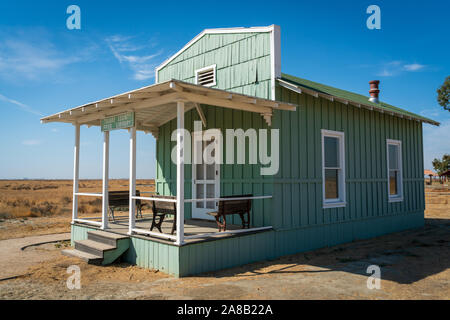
[40, 79, 297, 137]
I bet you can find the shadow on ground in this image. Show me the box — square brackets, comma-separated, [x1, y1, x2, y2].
[197, 218, 450, 285]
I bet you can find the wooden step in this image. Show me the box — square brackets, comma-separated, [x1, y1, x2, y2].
[74, 239, 115, 257]
[87, 230, 129, 246]
[61, 249, 103, 264]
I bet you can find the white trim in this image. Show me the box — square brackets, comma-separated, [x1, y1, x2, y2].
[184, 195, 272, 202]
[183, 226, 273, 240]
[73, 219, 102, 227]
[270, 25, 281, 100]
[132, 196, 177, 202]
[155, 25, 277, 82]
[195, 64, 216, 87]
[72, 124, 80, 223]
[74, 192, 102, 197]
[128, 126, 136, 235]
[191, 131, 221, 220]
[386, 139, 403, 202]
[176, 101, 185, 245]
[131, 228, 177, 241]
[101, 131, 109, 230]
[321, 129, 346, 209]
[277, 79, 302, 94]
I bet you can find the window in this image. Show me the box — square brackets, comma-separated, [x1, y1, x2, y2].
[387, 139, 403, 202]
[195, 64, 216, 87]
[321, 130, 346, 208]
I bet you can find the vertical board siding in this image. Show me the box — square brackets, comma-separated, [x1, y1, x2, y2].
[274, 85, 425, 233]
[123, 237, 180, 276]
[179, 231, 276, 277]
[156, 106, 273, 227]
[158, 32, 272, 100]
[156, 31, 274, 226]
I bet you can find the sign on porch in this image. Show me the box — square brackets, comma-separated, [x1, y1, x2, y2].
[101, 112, 135, 131]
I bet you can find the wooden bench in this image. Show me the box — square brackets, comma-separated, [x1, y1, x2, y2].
[108, 190, 146, 221]
[207, 194, 252, 232]
[150, 195, 177, 235]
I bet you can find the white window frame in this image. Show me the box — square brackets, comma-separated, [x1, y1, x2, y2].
[321, 129, 346, 208]
[195, 64, 216, 87]
[386, 139, 403, 202]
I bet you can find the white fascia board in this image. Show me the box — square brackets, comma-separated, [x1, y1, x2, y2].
[155, 25, 277, 84]
[270, 25, 281, 100]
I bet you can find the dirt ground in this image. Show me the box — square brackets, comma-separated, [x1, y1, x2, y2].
[0, 182, 448, 300]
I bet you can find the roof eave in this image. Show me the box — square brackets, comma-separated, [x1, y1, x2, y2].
[276, 78, 440, 126]
[41, 79, 297, 126]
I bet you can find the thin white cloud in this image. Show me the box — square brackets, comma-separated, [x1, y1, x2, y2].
[22, 139, 42, 146]
[106, 35, 162, 81]
[403, 63, 425, 71]
[0, 29, 96, 81]
[376, 61, 427, 77]
[0, 93, 43, 116]
[377, 69, 393, 77]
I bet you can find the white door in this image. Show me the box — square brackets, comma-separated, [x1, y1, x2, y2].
[192, 134, 220, 220]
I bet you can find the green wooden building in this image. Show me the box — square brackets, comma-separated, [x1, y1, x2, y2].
[42, 25, 439, 277]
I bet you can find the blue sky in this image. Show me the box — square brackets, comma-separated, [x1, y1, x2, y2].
[0, 0, 448, 179]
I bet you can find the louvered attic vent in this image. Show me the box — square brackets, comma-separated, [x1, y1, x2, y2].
[195, 65, 216, 87]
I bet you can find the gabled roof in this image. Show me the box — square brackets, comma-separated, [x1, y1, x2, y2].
[278, 73, 439, 126]
[155, 25, 277, 79]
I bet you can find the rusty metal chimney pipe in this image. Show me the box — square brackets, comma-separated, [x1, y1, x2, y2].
[369, 80, 380, 103]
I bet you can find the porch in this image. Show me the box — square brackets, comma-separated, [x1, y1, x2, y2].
[73, 215, 272, 245]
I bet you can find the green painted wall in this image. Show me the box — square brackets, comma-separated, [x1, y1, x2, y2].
[156, 105, 274, 227]
[271, 85, 425, 232]
[123, 236, 180, 276]
[149, 29, 427, 276]
[157, 32, 272, 99]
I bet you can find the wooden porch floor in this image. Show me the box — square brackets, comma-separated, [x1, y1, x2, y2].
[75, 213, 264, 245]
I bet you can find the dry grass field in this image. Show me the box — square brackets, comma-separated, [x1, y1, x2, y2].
[0, 179, 154, 240]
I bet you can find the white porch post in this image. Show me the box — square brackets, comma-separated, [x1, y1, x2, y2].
[101, 130, 110, 230]
[128, 126, 136, 235]
[72, 124, 80, 223]
[175, 101, 185, 245]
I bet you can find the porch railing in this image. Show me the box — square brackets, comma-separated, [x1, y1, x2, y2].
[72, 192, 103, 227]
[126, 195, 273, 243]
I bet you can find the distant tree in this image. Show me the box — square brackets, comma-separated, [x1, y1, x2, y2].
[432, 154, 450, 175]
[437, 76, 450, 111]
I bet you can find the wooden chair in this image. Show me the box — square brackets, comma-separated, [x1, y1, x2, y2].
[207, 194, 252, 232]
[150, 195, 177, 235]
[108, 190, 145, 221]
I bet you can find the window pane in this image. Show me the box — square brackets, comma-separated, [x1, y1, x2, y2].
[196, 164, 204, 180]
[324, 136, 339, 168]
[325, 169, 339, 199]
[206, 164, 215, 180]
[388, 144, 399, 170]
[206, 184, 215, 209]
[196, 184, 204, 208]
[389, 170, 398, 195]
